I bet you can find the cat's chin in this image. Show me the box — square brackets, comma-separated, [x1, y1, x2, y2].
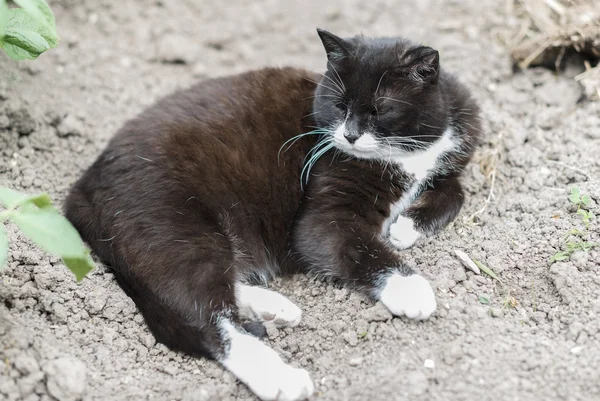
[335, 145, 382, 160]
[333, 141, 411, 162]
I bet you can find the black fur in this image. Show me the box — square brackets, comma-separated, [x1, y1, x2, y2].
[65, 30, 481, 359]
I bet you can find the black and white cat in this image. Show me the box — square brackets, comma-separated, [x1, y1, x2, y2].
[66, 29, 481, 401]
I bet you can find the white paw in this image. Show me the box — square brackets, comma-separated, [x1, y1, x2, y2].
[254, 363, 314, 401]
[236, 284, 302, 327]
[221, 320, 314, 401]
[389, 216, 421, 250]
[379, 273, 436, 320]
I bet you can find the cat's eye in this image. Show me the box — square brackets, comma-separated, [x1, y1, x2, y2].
[335, 102, 347, 112]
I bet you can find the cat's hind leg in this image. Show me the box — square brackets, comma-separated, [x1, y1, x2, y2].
[220, 318, 314, 401]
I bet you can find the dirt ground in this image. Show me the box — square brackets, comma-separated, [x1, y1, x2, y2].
[1, 0, 599, 400]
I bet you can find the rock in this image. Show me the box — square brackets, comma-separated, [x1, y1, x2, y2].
[56, 114, 84, 138]
[14, 354, 40, 375]
[360, 302, 392, 322]
[348, 357, 363, 366]
[51, 303, 69, 323]
[44, 357, 86, 401]
[85, 288, 108, 314]
[424, 359, 435, 369]
[490, 308, 503, 318]
[265, 324, 279, 339]
[342, 331, 358, 347]
[139, 332, 156, 349]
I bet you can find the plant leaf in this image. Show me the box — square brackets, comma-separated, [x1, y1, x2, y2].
[568, 187, 580, 204]
[1, 8, 58, 60]
[10, 204, 86, 258]
[62, 252, 95, 282]
[473, 259, 500, 281]
[581, 195, 591, 206]
[568, 193, 580, 204]
[13, 0, 56, 31]
[0, 187, 29, 208]
[478, 295, 490, 305]
[0, 0, 8, 40]
[551, 252, 569, 262]
[0, 188, 55, 211]
[0, 224, 7, 269]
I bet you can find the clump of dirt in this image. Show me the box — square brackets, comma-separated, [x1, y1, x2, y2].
[1, 1, 599, 400]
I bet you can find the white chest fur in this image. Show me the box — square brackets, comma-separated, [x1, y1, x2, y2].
[381, 127, 457, 236]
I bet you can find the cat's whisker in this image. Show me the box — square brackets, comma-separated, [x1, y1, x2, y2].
[301, 140, 334, 187]
[315, 71, 345, 96]
[376, 96, 414, 107]
[326, 61, 346, 92]
[374, 70, 388, 98]
[417, 123, 443, 129]
[302, 94, 342, 101]
[278, 129, 328, 162]
[298, 73, 344, 97]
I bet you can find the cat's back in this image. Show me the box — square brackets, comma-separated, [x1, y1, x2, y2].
[111, 67, 318, 154]
[85, 67, 319, 192]
[67, 67, 320, 265]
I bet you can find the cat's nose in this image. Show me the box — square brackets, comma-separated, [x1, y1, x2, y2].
[344, 132, 361, 144]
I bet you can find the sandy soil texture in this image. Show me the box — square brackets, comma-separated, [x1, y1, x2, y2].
[1, 0, 599, 400]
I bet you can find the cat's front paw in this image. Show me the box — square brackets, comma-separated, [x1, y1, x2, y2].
[388, 216, 421, 250]
[379, 273, 436, 320]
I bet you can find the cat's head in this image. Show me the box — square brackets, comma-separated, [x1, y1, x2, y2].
[313, 29, 450, 159]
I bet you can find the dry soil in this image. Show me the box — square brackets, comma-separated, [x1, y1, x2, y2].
[1, 1, 599, 400]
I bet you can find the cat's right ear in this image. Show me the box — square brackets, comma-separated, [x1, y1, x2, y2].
[316, 29, 353, 63]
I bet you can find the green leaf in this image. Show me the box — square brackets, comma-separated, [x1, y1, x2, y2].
[473, 259, 500, 281]
[62, 252, 95, 282]
[581, 195, 591, 206]
[576, 209, 591, 224]
[0, 188, 55, 211]
[0, 187, 29, 208]
[568, 191, 580, 204]
[550, 252, 569, 263]
[478, 295, 490, 305]
[0, 0, 8, 40]
[0, 224, 7, 269]
[1, 8, 58, 60]
[10, 204, 86, 258]
[568, 187, 581, 204]
[13, 0, 56, 31]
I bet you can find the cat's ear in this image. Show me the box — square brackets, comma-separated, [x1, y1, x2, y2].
[401, 47, 439, 83]
[317, 28, 353, 63]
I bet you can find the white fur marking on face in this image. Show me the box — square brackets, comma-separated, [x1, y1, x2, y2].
[236, 284, 302, 327]
[388, 216, 421, 250]
[220, 320, 315, 401]
[353, 133, 378, 151]
[379, 274, 436, 320]
[333, 120, 346, 143]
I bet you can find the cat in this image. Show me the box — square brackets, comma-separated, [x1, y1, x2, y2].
[65, 29, 481, 401]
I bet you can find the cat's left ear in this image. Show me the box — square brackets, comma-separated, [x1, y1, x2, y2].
[317, 28, 353, 63]
[401, 47, 440, 84]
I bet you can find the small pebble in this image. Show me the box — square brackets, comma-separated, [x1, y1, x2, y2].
[349, 357, 363, 366]
[424, 359, 435, 369]
[490, 308, 503, 318]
